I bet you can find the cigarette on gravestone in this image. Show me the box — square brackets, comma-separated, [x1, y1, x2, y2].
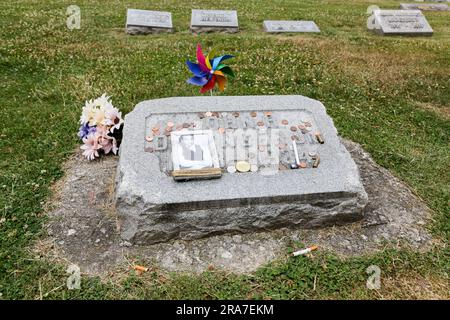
[292, 245, 318, 257]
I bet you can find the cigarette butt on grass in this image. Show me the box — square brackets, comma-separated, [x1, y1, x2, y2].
[133, 265, 149, 273]
[292, 245, 318, 257]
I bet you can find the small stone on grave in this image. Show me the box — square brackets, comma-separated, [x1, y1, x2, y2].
[190, 9, 239, 33]
[126, 9, 173, 35]
[263, 20, 321, 33]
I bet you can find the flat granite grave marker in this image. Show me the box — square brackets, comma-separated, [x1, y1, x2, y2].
[190, 9, 239, 33]
[116, 96, 368, 245]
[400, 3, 449, 11]
[263, 20, 321, 33]
[369, 9, 433, 36]
[126, 9, 173, 34]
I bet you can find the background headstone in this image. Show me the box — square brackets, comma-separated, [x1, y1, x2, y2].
[400, 3, 449, 10]
[370, 9, 433, 36]
[190, 9, 239, 33]
[263, 20, 321, 33]
[126, 9, 173, 35]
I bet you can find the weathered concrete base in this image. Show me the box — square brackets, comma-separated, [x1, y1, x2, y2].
[126, 26, 173, 35]
[44, 139, 432, 275]
[190, 26, 239, 33]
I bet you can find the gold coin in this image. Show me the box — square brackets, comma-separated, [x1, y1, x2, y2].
[236, 161, 251, 173]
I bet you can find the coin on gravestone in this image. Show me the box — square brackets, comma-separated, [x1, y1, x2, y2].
[145, 135, 154, 142]
[227, 165, 236, 173]
[257, 121, 265, 127]
[290, 126, 298, 132]
[250, 111, 257, 117]
[236, 161, 251, 172]
[218, 127, 225, 134]
[281, 119, 289, 125]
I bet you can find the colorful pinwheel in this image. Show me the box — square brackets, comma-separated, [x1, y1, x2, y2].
[186, 44, 235, 94]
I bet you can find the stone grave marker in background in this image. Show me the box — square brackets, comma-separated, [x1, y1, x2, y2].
[190, 9, 239, 33]
[126, 9, 173, 34]
[115, 96, 368, 245]
[263, 20, 321, 33]
[400, 3, 449, 10]
[369, 9, 433, 36]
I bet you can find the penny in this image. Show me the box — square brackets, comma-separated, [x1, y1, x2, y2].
[236, 161, 251, 173]
[281, 119, 289, 125]
[290, 126, 298, 132]
[167, 121, 174, 128]
[299, 161, 307, 168]
[264, 111, 272, 117]
[250, 111, 257, 117]
[212, 112, 219, 117]
[218, 127, 225, 134]
[298, 124, 306, 130]
[227, 166, 236, 174]
[152, 126, 159, 132]
[291, 135, 299, 141]
[257, 121, 265, 127]
[182, 123, 190, 128]
[232, 111, 240, 117]
[153, 129, 160, 135]
[304, 122, 312, 127]
[205, 111, 212, 117]
[145, 135, 154, 142]
[250, 164, 258, 172]
[290, 163, 298, 169]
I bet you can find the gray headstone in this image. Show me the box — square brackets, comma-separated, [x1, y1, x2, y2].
[190, 9, 239, 33]
[263, 20, 321, 33]
[115, 96, 368, 245]
[400, 3, 449, 11]
[126, 9, 173, 35]
[370, 10, 433, 36]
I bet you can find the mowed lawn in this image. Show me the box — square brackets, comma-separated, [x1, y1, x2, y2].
[0, 0, 449, 299]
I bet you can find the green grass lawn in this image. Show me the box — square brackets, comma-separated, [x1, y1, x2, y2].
[0, 0, 449, 299]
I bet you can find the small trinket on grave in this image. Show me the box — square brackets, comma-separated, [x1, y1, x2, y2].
[198, 112, 205, 119]
[315, 132, 324, 144]
[145, 135, 154, 142]
[257, 121, 264, 127]
[205, 111, 213, 117]
[309, 151, 317, 158]
[227, 165, 237, 173]
[304, 121, 312, 127]
[299, 161, 307, 169]
[232, 111, 240, 117]
[264, 111, 272, 117]
[290, 126, 298, 132]
[236, 161, 251, 173]
[291, 135, 299, 141]
[281, 119, 289, 125]
[298, 124, 306, 130]
[218, 127, 225, 134]
[292, 140, 300, 165]
[250, 111, 257, 117]
[290, 163, 299, 169]
[313, 155, 321, 168]
[167, 121, 174, 128]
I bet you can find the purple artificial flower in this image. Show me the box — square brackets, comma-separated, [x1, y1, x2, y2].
[78, 123, 96, 140]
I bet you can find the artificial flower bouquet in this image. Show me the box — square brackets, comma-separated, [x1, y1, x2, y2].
[78, 93, 124, 160]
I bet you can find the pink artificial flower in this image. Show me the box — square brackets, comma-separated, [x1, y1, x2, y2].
[98, 135, 118, 155]
[80, 133, 101, 160]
